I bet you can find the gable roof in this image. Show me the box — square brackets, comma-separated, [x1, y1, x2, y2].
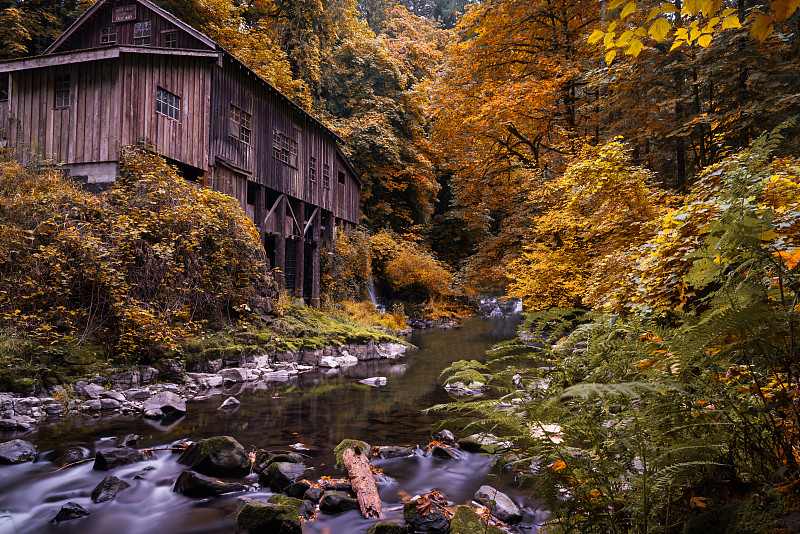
[45, 0, 217, 54]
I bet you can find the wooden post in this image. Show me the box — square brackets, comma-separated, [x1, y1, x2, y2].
[295, 201, 305, 299]
[254, 185, 265, 236]
[311, 208, 321, 308]
[342, 447, 382, 519]
[275, 196, 286, 290]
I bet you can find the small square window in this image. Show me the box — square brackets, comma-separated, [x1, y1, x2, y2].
[156, 87, 180, 120]
[134, 21, 151, 45]
[164, 31, 177, 48]
[54, 74, 70, 108]
[101, 26, 117, 44]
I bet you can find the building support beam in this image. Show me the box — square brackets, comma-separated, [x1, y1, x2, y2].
[310, 206, 322, 308]
[275, 196, 286, 290]
[294, 202, 305, 299]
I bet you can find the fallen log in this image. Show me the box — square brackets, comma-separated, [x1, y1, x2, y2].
[341, 446, 382, 518]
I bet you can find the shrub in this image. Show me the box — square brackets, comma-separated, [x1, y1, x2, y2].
[0, 143, 276, 360]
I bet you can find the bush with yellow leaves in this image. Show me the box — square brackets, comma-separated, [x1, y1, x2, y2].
[0, 144, 276, 360]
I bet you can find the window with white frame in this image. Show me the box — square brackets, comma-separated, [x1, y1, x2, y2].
[229, 104, 252, 144]
[156, 87, 180, 120]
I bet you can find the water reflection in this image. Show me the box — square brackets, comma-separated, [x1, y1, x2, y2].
[0, 316, 545, 534]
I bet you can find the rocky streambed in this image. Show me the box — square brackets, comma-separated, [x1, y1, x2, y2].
[0, 316, 542, 533]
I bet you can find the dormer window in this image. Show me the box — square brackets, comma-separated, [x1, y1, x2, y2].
[134, 21, 151, 45]
[101, 26, 117, 44]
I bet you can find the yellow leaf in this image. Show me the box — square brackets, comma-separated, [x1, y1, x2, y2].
[721, 14, 742, 29]
[647, 6, 661, 20]
[661, 2, 680, 13]
[697, 34, 713, 47]
[589, 29, 605, 44]
[621, 1, 636, 19]
[634, 27, 649, 37]
[771, 0, 800, 23]
[649, 18, 671, 41]
[605, 50, 618, 64]
[682, 0, 701, 15]
[626, 38, 644, 56]
[669, 39, 684, 51]
[608, 21, 619, 32]
[604, 31, 617, 48]
[616, 29, 634, 46]
[751, 14, 774, 41]
[609, 0, 628, 10]
[549, 460, 567, 471]
[722, 8, 737, 16]
[689, 27, 702, 41]
[675, 27, 688, 39]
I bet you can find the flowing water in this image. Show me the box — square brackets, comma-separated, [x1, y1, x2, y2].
[0, 316, 548, 534]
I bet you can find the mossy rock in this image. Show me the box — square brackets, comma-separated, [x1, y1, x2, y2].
[368, 521, 408, 534]
[268, 495, 303, 508]
[334, 439, 371, 468]
[456, 437, 483, 453]
[198, 436, 237, 456]
[682, 489, 786, 534]
[450, 506, 504, 534]
[267, 453, 302, 466]
[236, 498, 301, 533]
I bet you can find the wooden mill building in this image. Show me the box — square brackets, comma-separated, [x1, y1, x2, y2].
[0, 0, 361, 307]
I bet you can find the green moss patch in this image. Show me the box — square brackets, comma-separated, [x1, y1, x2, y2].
[334, 439, 370, 468]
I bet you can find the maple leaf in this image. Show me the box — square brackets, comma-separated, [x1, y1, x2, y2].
[415, 495, 433, 515]
[689, 496, 708, 508]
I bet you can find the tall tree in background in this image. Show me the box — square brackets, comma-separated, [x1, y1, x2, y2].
[429, 0, 600, 291]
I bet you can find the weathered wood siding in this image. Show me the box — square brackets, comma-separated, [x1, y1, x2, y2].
[0, 99, 8, 138]
[7, 53, 211, 170]
[54, 1, 211, 52]
[334, 152, 360, 223]
[118, 53, 212, 171]
[8, 60, 118, 163]
[210, 57, 360, 224]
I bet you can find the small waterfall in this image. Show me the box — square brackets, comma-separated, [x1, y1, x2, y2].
[367, 272, 385, 312]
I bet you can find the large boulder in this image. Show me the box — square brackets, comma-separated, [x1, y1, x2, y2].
[473, 485, 522, 523]
[318, 491, 360, 514]
[0, 439, 36, 464]
[259, 461, 307, 492]
[449, 506, 505, 534]
[91, 475, 131, 503]
[403, 497, 450, 534]
[51, 502, 90, 522]
[142, 391, 186, 418]
[177, 436, 250, 477]
[173, 470, 247, 497]
[93, 447, 148, 470]
[49, 447, 86, 467]
[368, 522, 408, 534]
[236, 496, 302, 534]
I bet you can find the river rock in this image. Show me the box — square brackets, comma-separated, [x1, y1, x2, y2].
[403, 497, 450, 533]
[51, 502, 90, 522]
[260, 461, 307, 492]
[49, 447, 86, 467]
[450, 505, 504, 534]
[177, 436, 250, 477]
[434, 429, 456, 444]
[124, 389, 152, 401]
[374, 445, 415, 459]
[218, 396, 240, 411]
[431, 444, 461, 460]
[100, 398, 121, 410]
[173, 470, 247, 497]
[101, 390, 126, 403]
[142, 391, 186, 417]
[93, 447, 147, 470]
[83, 384, 105, 399]
[299, 499, 316, 519]
[219, 367, 251, 384]
[304, 486, 324, 502]
[0, 418, 30, 431]
[474, 485, 522, 523]
[359, 376, 387, 387]
[368, 522, 408, 534]
[284, 480, 311, 498]
[0, 439, 36, 464]
[92, 475, 131, 503]
[236, 496, 302, 534]
[319, 491, 360, 514]
[81, 399, 103, 411]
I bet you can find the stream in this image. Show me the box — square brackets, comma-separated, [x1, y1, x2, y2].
[0, 316, 548, 533]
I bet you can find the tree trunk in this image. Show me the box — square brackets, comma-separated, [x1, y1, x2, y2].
[341, 447, 382, 519]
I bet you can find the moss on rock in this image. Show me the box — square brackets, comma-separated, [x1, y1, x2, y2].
[450, 506, 504, 534]
[334, 439, 371, 468]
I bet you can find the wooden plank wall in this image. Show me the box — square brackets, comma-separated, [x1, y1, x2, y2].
[210, 57, 360, 224]
[118, 53, 211, 171]
[8, 61, 118, 163]
[8, 54, 211, 170]
[0, 99, 8, 138]
[57, 1, 211, 52]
